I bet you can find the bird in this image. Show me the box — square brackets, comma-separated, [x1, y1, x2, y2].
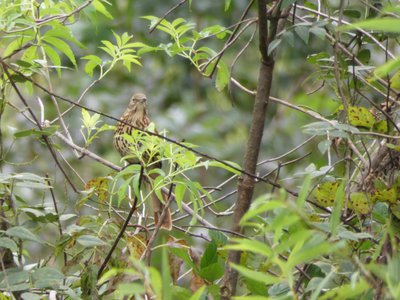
[114, 93, 172, 230]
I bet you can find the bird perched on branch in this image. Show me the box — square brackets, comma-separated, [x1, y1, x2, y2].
[114, 93, 172, 230]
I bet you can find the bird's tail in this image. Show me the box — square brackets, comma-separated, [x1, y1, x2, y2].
[148, 173, 172, 231]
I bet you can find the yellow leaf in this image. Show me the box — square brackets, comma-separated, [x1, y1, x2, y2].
[314, 181, 339, 207]
[349, 192, 371, 214]
[347, 106, 376, 129]
[372, 188, 397, 203]
[390, 70, 400, 90]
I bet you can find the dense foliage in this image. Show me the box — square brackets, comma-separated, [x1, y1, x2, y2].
[1, 0, 400, 299]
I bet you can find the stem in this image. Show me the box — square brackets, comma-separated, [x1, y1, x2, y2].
[220, 0, 288, 298]
[97, 166, 145, 279]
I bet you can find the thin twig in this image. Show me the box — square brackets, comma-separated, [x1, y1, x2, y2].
[201, 0, 256, 77]
[149, 0, 189, 33]
[229, 22, 258, 102]
[200, 19, 257, 74]
[45, 174, 67, 265]
[97, 166, 145, 279]
[143, 167, 177, 265]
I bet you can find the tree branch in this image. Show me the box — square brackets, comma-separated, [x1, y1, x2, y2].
[220, 0, 288, 298]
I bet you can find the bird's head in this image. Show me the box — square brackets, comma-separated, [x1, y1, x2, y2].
[128, 93, 147, 112]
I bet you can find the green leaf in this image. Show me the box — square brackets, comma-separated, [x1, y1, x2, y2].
[339, 18, 400, 33]
[232, 296, 270, 300]
[337, 230, 373, 241]
[296, 174, 311, 208]
[20, 292, 42, 300]
[121, 54, 142, 71]
[0, 237, 18, 252]
[188, 286, 206, 300]
[317, 140, 331, 154]
[161, 238, 172, 300]
[209, 230, 228, 246]
[60, 213, 78, 221]
[100, 40, 116, 57]
[200, 240, 218, 268]
[309, 27, 326, 40]
[268, 39, 281, 55]
[171, 286, 192, 299]
[373, 120, 388, 133]
[44, 26, 86, 49]
[169, 247, 196, 270]
[225, 238, 272, 257]
[113, 30, 122, 48]
[113, 283, 145, 298]
[93, 0, 113, 19]
[0, 269, 30, 291]
[81, 264, 99, 298]
[20, 45, 38, 64]
[3, 34, 34, 57]
[81, 55, 102, 77]
[308, 272, 335, 300]
[243, 277, 268, 296]
[318, 278, 370, 300]
[2, 173, 50, 189]
[343, 9, 361, 19]
[174, 180, 186, 210]
[357, 49, 371, 64]
[391, 71, 400, 90]
[295, 25, 310, 44]
[224, 0, 232, 11]
[216, 61, 229, 91]
[198, 261, 224, 282]
[149, 267, 163, 299]
[287, 235, 344, 268]
[201, 160, 241, 174]
[6, 226, 44, 244]
[241, 199, 285, 224]
[76, 235, 105, 247]
[230, 264, 279, 285]
[385, 143, 400, 152]
[43, 36, 77, 67]
[32, 267, 64, 288]
[330, 180, 345, 236]
[43, 44, 62, 76]
[373, 58, 400, 78]
[14, 126, 58, 138]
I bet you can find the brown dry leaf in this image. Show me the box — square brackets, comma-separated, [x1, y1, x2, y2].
[85, 176, 111, 203]
[190, 271, 205, 292]
[332, 137, 342, 156]
[167, 236, 188, 247]
[188, 247, 206, 291]
[167, 236, 189, 283]
[189, 247, 201, 264]
[125, 233, 147, 258]
[169, 252, 183, 284]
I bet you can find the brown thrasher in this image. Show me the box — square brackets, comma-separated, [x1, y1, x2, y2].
[114, 93, 172, 230]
